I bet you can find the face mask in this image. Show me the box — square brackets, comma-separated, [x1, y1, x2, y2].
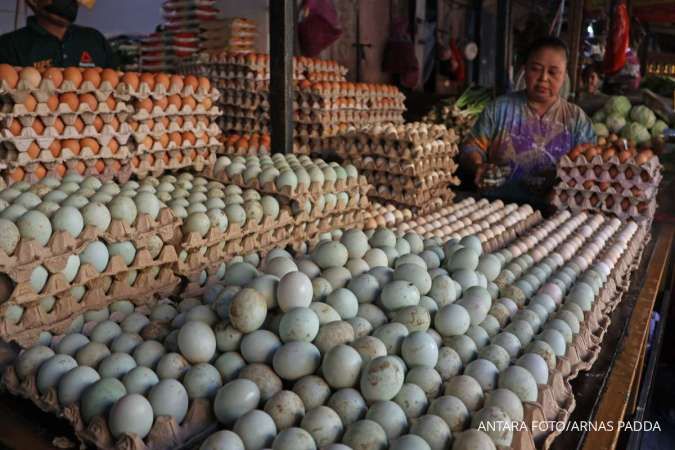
[45, 0, 79, 23]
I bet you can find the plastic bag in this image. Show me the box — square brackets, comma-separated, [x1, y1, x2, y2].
[298, 0, 342, 57]
[604, 0, 629, 76]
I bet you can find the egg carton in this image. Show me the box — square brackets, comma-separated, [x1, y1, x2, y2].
[363, 169, 459, 192]
[1, 242, 177, 311]
[214, 78, 269, 93]
[131, 120, 221, 142]
[556, 179, 659, 201]
[369, 185, 456, 209]
[130, 147, 216, 179]
[2, 354, 216, 449]
[0, 98, 131, 119]
[289, 210, 371, 251]
[2, 142, 130, 166]
[220, 133, 270, 156]
[1, 156, 133, 187]
[1, 264, 179, 346]
[552, 188, 657, 220]
[290, 189, 372, 224]
[0, 77, 119, 104]
[558, 152, 661, 175]
[483, 211, 545, 254]
[218, 92, 268, 109]
[218, 117, 268, 134]
[557, 165, 662, 190]
[179, 207, 294, 252]
[221, 106, 269, 121]
[1, 117, 132, 142]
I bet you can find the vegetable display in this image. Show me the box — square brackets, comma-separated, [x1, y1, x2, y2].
[422, 87, 492, 141]
[592, 96, 669, 145]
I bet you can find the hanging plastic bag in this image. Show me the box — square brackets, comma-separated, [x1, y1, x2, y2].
[604, 0, 629, 76]
[298, 0, 342, 57]
[382, 17, 419, 88]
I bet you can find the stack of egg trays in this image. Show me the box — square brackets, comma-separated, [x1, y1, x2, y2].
[0, 204, 180, 348]
[552, 151, 662, 221]
[0, 75, 132, 185]
[114, 73, 223, 178]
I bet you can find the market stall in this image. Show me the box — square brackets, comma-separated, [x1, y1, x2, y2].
[0, 1, 673, 450]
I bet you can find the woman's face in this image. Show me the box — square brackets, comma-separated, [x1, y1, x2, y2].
[587, 72, 601, 93]
[525, 47, 567, 103]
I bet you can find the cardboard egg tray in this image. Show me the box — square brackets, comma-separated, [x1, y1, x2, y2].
[201, 163, 371, 204]
[130, 124, 221, 146]
[0, 110, 129, 130]
[114, 79, 220, 103]
[130, 102, 221, 121]
[0, 78, 119, 104]
[1, 249, 179, 346]
[130, 133, 221, 154]
[129, 148, 215, 180]
[218, 117, 268, 134]
[347, 156, 458, 178]
[219, 91, 268, 109]
[0, 206, 180, 283]
[369, 186, 456, 212]
[0, 97, 130, 119]
[483, 211, 545, 253]
[221, 105, 269, 120]
[1, 157, 133, 186]
[220, 133, 270, 156]
[179, 207, 294, 253]
[362, 169, 459, 192]
[557, 177, 661, 200]
[552, 188, 657, 221]
[1, 119, 131, 144]
[558, 165, 661, 191]
[289, 209, 371, 253]
[1, 141, 130, 166]
[2, 367, 217, 450]
[558, 152, 661, 178]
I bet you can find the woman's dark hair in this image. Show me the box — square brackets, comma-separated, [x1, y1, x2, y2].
[525, 36, 569, 63]
[581, 63, 602, 82]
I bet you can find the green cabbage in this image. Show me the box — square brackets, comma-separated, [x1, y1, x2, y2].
[592, 110, 606, 123]
[620, 122, 651, 144]
[605, 114, 627, 133]
[629, 105, 656, 129]
[593, 122, 609, 137]
[604, 96, 632, 117]
[651, 120, 669, 138]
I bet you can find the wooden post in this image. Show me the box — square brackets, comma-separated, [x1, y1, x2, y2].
[269, 0, 294, 154]
[495, 0, 511, 95]
[568, 0, 585, 96]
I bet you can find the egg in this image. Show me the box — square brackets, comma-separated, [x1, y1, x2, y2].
[108, 394, 154, 438]
[121, 72, 140, 90]
[63, 67, 83, 88]
[20, 67, 42, 89]
[100, 68, 119, 88]
[82, 68, 101, 88]
[0, 64, 18, 88]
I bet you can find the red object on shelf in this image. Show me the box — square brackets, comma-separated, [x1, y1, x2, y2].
[298, 0, 342, 57]
[603, 0, 630, 76]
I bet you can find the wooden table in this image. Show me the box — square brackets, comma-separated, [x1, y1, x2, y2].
[0, 225, 672, 450]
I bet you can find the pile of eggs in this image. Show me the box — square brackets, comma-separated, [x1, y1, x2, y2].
[0, 173, 180, 342]
[10, 208, 645, 450]
[222, 133, 271, 156]
[553, 143, 661, 220]
[210, 154, 362, 200]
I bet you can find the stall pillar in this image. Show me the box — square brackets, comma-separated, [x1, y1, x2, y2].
[269, 0, 294, 154]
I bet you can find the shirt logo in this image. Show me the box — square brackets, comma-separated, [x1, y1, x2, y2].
[79, 51, 95, 68]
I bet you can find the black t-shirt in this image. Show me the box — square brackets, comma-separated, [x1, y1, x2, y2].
[0, 17, 115, 69]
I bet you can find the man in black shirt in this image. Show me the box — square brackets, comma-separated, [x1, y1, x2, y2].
[0, 0, 115, 70]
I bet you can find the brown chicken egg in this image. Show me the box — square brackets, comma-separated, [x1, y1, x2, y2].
[170, 75, 184, 91]
[137, 98, 153, 113]
[20, 67, 42, 89]
[24, 94, 38, 112]
[8, 119, 21, 136]
[122, 72, 140, 90]
[95, 160, 105, 174]
[43, 67, 63, 88]
[182, 131, 196, 146]
[9, 167, 25, 182]
[45, 95, 59, 112]
[155, 73, 170, 90]
[140, 73, 155, 90]
[60, 92, 79, 111]
[131, 156, 140, 168]
[74, 161, 86, 175]
[73, 117, 85, 133]
[167, 94, 182, 109]
[105, 96, 116, 111]
[111, 160, 121, 173]
[49, 140, 62, 158]
[63, 67, 83, 88]
[81, 138, 100, 154]
[158, 133, 170, 148]
[636, 149, 653, 165]
[183, 96, 196, 111]
[109, 116, 120, 132]
[82, 68, 101, 88]
[79, 93, 98, 111]
[32, 118, 45, 135]
[54, 163, 66, 177]
[169, 132, 182, 146]
[108, 138, 120, 154]
[0, 64, 18, 88]
[184, 75, 199, 90]
[101, 68, 119, 88]
[198, 77, 210, 91]
[93, 116, 104, 132]
[27, 142, 40, 159]
[52, 117, 65, 134]
[62, 139, 81, 155]
[34, 164, 47, 180]
[155, 97, 168, 111]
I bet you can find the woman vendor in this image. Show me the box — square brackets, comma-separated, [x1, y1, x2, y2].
[460, 36, 595, 209]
